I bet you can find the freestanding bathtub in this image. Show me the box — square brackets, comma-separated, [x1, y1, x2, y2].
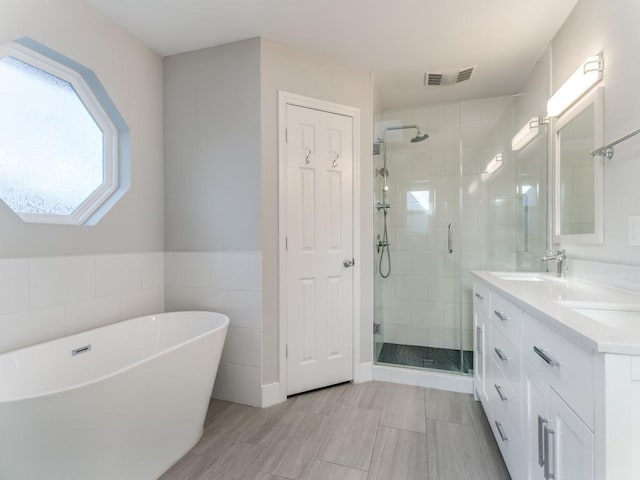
[0, 310, 229, 480]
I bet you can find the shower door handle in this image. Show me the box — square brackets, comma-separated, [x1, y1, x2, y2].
[447, 223, 453, 253]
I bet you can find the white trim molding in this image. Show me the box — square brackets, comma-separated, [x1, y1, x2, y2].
[261, 382, 281, 408]
[277, 91, 362, 402]
[0, 39, 129, 226]
[373, 365, 474, 394]
[354, 362, 373, 383]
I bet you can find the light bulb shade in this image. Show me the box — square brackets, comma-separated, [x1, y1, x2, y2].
[547, 54, 603, 117]
[485, 153, 503, 174]
[512, 117, 541, 151]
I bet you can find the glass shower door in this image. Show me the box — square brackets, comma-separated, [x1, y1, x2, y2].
[373, 94, 541, 376]
[374, 103, 467, 374]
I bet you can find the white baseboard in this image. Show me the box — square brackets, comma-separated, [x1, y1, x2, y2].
[372, 364, 473, 394]
[354, 361, 373, 383]
[261, 382, 282, 408]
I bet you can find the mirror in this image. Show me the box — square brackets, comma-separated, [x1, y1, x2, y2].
[553, 86, 604, 243]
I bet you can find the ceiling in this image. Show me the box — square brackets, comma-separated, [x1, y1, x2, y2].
[84, 0, 578, 111]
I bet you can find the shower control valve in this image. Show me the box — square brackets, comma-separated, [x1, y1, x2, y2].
[376, 240, 390, 253]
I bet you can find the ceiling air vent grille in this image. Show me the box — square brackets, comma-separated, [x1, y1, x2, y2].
[424, 66, 475, 86]
[426, 73, 443, 86]
[457, 66, 474, 83]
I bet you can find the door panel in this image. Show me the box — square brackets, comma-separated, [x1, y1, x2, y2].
[300, 168, 316, 251]
[524, 362, 549, 480]
[285, 104, 354, 395]
[549, 389, 594, 480]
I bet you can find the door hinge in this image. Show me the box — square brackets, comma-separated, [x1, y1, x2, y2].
[285, 236, 288, 251]
[286, 344, 288, 358]
[285, 128, 288, 143]
[373, 323, 382, 335]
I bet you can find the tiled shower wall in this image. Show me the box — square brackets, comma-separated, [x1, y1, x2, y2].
[374, 96, 523, 355]
[375, 103, 471, 352]
[164, 251, 262, 406]
[0, 253, 164, 355]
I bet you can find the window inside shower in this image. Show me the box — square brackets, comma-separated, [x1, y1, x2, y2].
[373, 94, 548, 375]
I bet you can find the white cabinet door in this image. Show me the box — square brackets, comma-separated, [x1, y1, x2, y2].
[547, 389, 595, 480]
[524, 362, 549, 480]
[524, 363, 594, 480]
[474, 309, 490, 406]
[285, 104, 354, 395]
[473, 282, 491, 407]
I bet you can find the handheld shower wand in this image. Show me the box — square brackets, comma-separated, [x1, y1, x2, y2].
[376, 125, 429, 278]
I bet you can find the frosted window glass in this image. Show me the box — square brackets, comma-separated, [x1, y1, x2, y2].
[407, 190, 430, 211]
[0, 56, 103, 216]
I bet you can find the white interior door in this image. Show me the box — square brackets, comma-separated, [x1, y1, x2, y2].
[285, 103, 354, 396]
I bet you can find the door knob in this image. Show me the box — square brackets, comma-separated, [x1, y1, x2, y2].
[343, 258, 354, 268]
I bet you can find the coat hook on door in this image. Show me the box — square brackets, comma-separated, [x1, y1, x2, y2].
[304, 149, 312, 164]
[332, 153, 339, 168]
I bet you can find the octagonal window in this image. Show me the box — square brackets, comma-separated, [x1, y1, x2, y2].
[0, 39, 130, 225]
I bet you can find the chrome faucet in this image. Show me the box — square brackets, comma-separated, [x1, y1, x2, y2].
[542, 249, 567, 277]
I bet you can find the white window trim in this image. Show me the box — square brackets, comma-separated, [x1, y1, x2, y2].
[0, 42, 120, 225]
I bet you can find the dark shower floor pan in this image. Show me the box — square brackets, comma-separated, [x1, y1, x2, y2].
[377, 342, 473, 374]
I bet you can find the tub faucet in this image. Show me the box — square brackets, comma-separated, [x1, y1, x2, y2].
[542, 249, 567, 277]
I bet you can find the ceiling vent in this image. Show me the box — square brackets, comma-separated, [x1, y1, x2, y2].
[424, 66, 475, 86]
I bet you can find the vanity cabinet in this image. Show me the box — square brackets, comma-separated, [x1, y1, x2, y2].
[523, 311, 594, 429]
[473, 281, 491, 405]
[474, 280, 595, 480]
[488, 352, 523, 475]
[524, 362, 594, 480]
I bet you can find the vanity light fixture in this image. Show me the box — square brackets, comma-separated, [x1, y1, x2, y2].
[547, 54, 603, 118]
[511, 117, 546, 151]
[485, 153, 503, 174]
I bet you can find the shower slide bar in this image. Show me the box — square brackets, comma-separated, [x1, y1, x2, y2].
[591, 126, 640, 159]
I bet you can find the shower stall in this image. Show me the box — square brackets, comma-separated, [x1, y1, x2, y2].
[376, 125, 429, 280]
[373, 95, 547, 376]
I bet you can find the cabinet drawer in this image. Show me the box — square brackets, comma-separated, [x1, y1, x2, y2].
[491, 318, 522, 396]
[523, 312, 594, 429]
[473, 281, 491, 318]
[488, 356, 522, 477]
[491, 292, 523, 346]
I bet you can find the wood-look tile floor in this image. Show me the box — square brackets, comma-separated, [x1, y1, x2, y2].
[160, 381, 510, 480]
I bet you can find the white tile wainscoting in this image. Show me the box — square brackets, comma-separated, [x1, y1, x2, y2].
[0, 250, 263, 408]
[0, 253, 165, 355]
[164, 251, 263, 407]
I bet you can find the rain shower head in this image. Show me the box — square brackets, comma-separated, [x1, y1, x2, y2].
[410, 130, 429, 143]
[383, 125, 429, 144]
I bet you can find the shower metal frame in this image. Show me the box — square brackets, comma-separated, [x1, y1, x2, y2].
[373, 121, 470, 377]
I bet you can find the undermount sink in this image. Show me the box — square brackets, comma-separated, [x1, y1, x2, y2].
[494, 272, 546, 282]
[557, 300, 640, 310]
[573, 308, 640, 333]
[559, 301, 640, 333]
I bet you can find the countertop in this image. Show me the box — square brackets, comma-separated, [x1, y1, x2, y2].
[472, 270, 640, 356]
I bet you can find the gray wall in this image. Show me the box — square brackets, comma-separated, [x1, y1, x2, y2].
[260, 38, 374, 385]
[163, 38, 261, 252]
[163, 36, 374, 392]
[0, 0, 164, 258]
[551, 0, 640, 265]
